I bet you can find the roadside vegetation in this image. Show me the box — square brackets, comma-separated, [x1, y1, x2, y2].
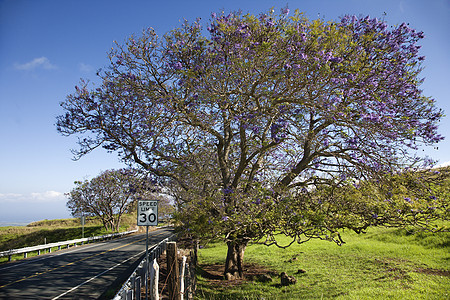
[0, 214, 137, 263]
[196, 225, 449, 299]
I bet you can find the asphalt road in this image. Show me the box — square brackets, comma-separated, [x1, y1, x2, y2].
[0, 227, 173, 299]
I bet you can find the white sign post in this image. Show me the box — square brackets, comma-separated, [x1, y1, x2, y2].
[137, 200, 158, 300]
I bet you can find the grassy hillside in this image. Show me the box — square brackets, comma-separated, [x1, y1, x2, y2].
[196, 226, 449, 299]
[0, 214, 137, 255]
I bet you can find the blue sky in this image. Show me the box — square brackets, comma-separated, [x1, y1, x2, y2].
[1, 0, 449, 224]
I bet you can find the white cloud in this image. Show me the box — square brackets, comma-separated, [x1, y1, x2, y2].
[0, 191, 65, 203]
[31, 191, 64, 200]
[435, 161, 450, 168]
[399, 1, 406, 13]
[79, 62, 94, 73]
[14, 57, 57, 71]
[0, 193, 22, 198]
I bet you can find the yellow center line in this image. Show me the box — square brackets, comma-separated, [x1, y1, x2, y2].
[0, 236, 151, 289]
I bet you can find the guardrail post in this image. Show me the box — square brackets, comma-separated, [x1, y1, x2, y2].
[167, 242, 180, 300]
[130, 276, 136, 298]
[143, 261, 148, 279]
[135, 276, 141, 300]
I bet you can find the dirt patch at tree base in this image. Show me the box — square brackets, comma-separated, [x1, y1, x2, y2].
[198, 262, 280, 288]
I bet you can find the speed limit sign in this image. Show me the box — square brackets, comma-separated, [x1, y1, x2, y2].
[137, 200, 158, 226]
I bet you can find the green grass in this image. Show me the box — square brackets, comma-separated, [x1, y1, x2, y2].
[0, 214, 138, 263]
[196, 227, 449, 299]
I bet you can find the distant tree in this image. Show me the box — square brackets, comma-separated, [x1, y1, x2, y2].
[66, 168, 159, 232]
[57, 8, 446, 279]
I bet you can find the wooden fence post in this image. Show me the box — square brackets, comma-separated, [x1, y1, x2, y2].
[150, 259, 159, 300]
[167, 242, 180, 300]
[180, 256, 187, 300]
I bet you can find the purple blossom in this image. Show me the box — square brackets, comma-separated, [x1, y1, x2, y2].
[173, 62, 182, 70]
[281, 7, 290, 16]
[330, 57, 343, 63]
[223, 187, 234, 194]
[270, 118, 288, 142]
[347, 137, 358, 148]
[253, 198, 261, 205]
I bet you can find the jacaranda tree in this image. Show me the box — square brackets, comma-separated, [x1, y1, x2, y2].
[57, 8, 447, 279]
[66, 168, 159, 232]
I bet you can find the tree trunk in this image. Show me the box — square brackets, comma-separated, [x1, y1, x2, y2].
[224, 240, 247, 280]
[108, 219, 115, 232]
[101, 218, 109, 232]
[114, 216, 121, 232]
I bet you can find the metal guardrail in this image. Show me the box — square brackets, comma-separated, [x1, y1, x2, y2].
[0, 229, 138, 261]
[113, 234, 176, 300]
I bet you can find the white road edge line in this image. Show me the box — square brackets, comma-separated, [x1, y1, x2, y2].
[51, 249, 145, 300]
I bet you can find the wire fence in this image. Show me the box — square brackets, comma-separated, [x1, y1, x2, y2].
[113, 234, 197, 300]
